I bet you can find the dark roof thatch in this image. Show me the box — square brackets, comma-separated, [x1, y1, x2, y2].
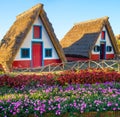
[0, 3, 66, 71]
[60, 16, 119, 58]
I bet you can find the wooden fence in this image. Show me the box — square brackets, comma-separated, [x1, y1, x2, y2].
[13, 60, 120, 73]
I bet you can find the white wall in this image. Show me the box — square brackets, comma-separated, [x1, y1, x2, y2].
[92, 26, 114, 54]
[15, 15, 59, 60]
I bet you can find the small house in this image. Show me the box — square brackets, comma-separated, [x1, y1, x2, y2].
[0, 4, 66, 72]
[60, 16, 119, 61]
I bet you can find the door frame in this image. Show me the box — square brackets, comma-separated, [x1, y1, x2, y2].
[31, 41, 44, 67]
[100, 41, 106, 59]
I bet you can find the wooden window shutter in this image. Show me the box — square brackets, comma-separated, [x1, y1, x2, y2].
[33, 26, 41, 39]
[101, 31, 105, 39]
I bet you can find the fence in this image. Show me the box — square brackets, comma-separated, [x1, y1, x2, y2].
[13, 60, 120, 73]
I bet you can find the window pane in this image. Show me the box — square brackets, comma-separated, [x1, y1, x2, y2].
[45, 49, 52, 57]
[107, 46, 112, 52]
[94, 46, 100, 52]
[21, 48, 30, 58]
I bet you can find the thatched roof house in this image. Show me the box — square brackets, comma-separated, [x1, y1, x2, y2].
[60, 16, 119, 61]
[0, 3, 66, 72]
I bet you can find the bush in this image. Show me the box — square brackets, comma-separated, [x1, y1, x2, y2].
[0, 69, 120, 88]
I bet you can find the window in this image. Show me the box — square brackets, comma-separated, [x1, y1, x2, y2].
[107, 46, 112, 52]
[45, 48, 52, 57]
[33, 26, 42, 39]
[101, 31, 105, 39]
[94, 45, 100, 52]
[21, 48, 30, 58]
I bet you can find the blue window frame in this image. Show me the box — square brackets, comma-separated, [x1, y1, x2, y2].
[21, 48, 30, 58]
[45, 48, 52, 57]
[107, 46, 112, 52]
[94, 45, 100, 52]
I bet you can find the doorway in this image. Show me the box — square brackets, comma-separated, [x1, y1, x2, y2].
[100, 42, 106, 59]
[32, 42, 43, 67]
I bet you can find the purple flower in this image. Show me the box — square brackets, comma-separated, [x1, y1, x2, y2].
[81, 102, 86, 111]
[6, 99, 11, 103]
[56, 110, 61, 115]
[0, 100, 3, 103]
[115, 103, 118, 106]
[108, 87, 113, 93]
[107, 102, 112, 107]
[80, 110, 84, 113]
[13, 112, 16, 115]
[113, 108, 116, 111]
[58, 104, 61, 109]
[48, 100, 51, 105]
[10, 110, 13, 113]
[34, 107, 39, 111]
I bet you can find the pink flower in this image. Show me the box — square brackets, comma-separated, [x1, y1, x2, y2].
[56, 110, 61, 115]
[10, 110, 13, 113]
[107, 102, 112, 107]
[34, 107, 39, 111]
[113, 108, 116, 111]
[80, 110, 83, 113]
[13, 112, 16, 115]
[58, 104, 61, 109]
[115, 103, 118, 106]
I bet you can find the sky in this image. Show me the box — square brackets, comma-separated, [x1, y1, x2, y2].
[0, 0, 120, 41]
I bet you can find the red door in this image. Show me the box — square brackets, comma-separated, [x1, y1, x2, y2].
[32, 42, 42, 67]
[100, 42, 106, 59]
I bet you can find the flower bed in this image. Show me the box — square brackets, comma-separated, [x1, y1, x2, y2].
[0, 69, 120, 88]
[0, 69, 120, 116]
[0, 82, 120, 117]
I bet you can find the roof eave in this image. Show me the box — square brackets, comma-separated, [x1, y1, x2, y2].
[39, 9, 67, 62]
[105, 21, 119, 54]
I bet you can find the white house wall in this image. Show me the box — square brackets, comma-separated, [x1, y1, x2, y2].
[92, 26, 114, 54]
[14, 15, 59, 60]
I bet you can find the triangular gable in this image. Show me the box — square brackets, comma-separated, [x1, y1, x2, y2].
[103, 20, 119, 54]
[0, 3, 66, 72]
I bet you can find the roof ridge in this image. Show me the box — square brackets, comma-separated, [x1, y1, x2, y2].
[74, 16, 109, 26]
[16, 3, 43, 19]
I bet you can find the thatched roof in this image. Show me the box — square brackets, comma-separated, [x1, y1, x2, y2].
[60, 16, 119, 58]
[116, 34, 120, 40]
[115, 34, 120, 51]
[0, 3, 66, 70]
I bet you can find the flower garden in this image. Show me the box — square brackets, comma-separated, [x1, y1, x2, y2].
[0, 69, 120, 117]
